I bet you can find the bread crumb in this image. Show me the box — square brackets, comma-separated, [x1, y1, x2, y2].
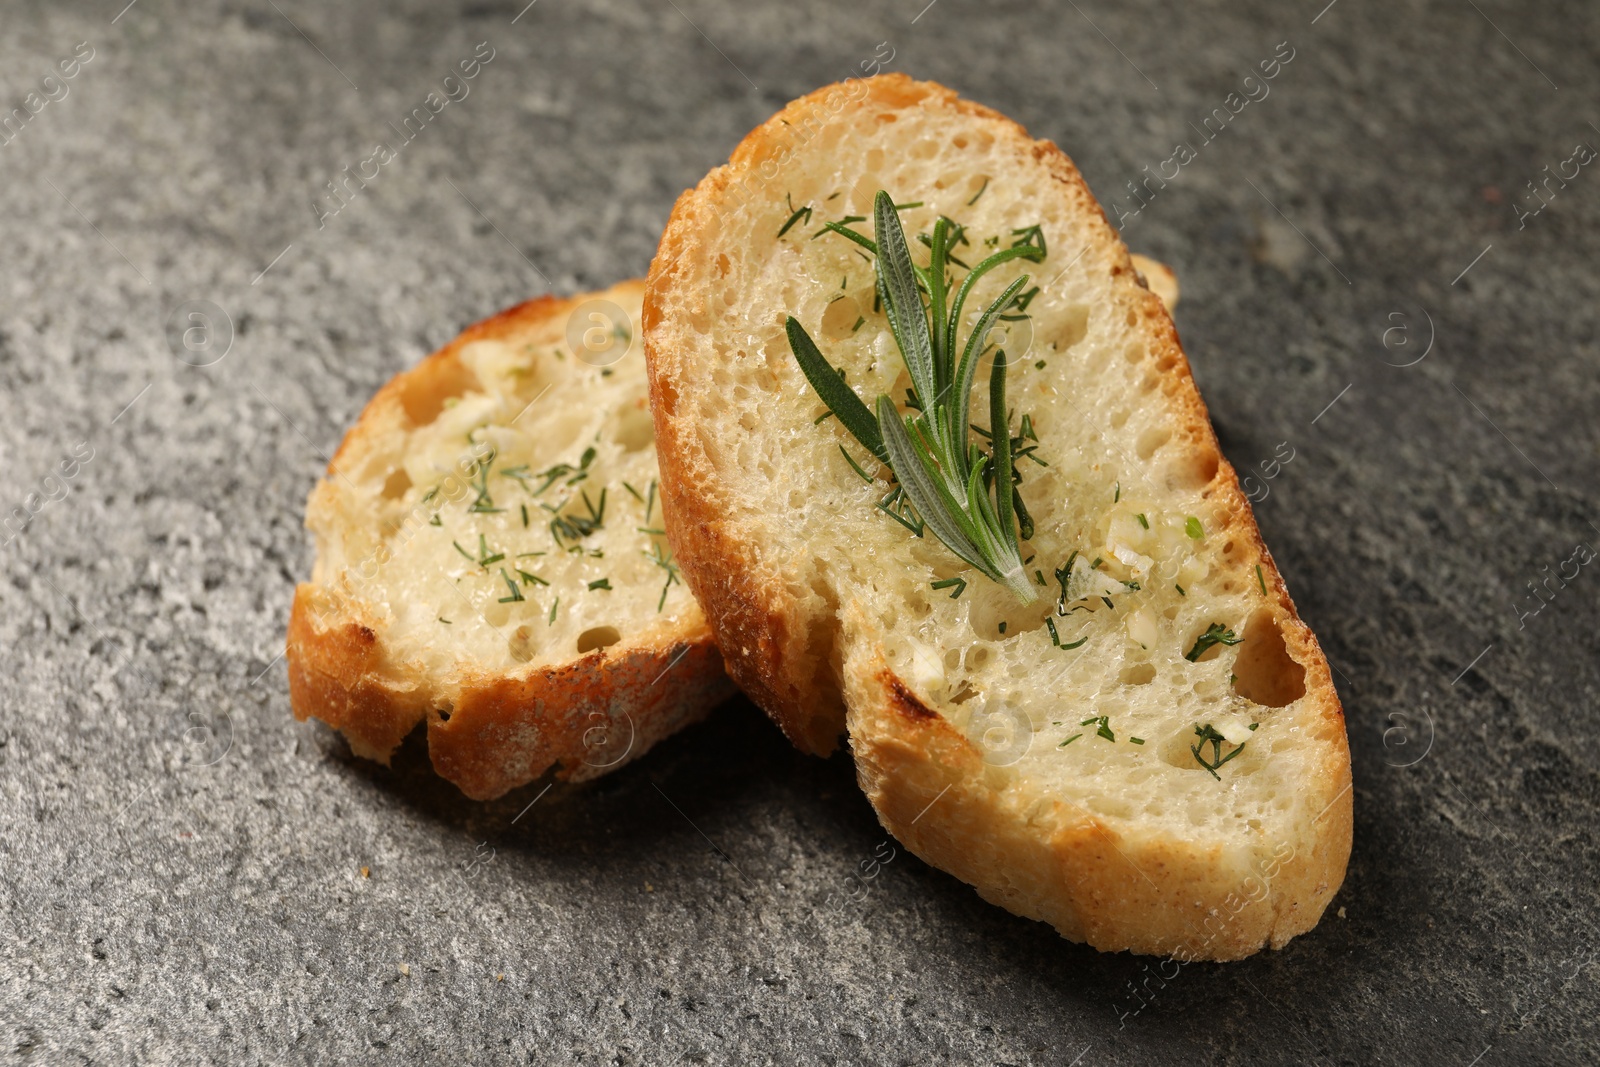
[645, 883, 654, 892]
[361, 866, 370, 879]
[1337, 906, 1346, 919]
[399, 963, 410, 976]
[497, 974, 505, 982]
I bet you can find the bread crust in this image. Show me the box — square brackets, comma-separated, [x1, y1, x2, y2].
[288, 281, 735, 800]
[644, 75, 1352, 956]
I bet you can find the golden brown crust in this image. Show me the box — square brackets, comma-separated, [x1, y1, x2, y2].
[288, 281, 736, 800]
[645, 74, 1351, 957]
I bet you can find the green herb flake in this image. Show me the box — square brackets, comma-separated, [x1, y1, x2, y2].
[1185, 516, 1204, 540]
[931, 576, 968, 599]
[777, 194, 813, 238]
[1044, 617, 1087, 651]
[1185, 623, 1243, 662]
[1129, 736, 1146, 745]
[588, 578, 612, 591]
[1190, 723, 1247, 780]
[966, 177, 989, 206]
[1058, 733, 1083, 748]
[1256, 563, 1267, 596]
[1136, 513, 1149, 529]
[497, 568, 525, 603]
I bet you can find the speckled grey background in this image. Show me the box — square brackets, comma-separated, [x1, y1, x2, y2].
[2, 1, 1597, 1064]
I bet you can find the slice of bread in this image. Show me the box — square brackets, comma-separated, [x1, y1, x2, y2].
[288, 280, 734, 801]
[644, 75, 1351, 959]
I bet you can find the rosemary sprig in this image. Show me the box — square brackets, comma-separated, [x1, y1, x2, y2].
[786, 190, 1047, 602]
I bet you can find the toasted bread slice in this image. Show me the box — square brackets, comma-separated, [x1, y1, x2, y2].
[288, 280, 734, 800]
[644, 75, 1351, 959]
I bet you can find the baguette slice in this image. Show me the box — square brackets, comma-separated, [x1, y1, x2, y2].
[644, 75, 1351, 959]
[288, 280, 734, 801]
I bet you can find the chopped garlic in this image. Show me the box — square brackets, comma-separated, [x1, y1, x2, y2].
[908, 641, 947, 694]
[1217, 718, 1255, 745]
[1126, 608, 1157, 649]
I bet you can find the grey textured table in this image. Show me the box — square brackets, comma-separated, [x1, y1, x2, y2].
[3, 1, 1597, 1064]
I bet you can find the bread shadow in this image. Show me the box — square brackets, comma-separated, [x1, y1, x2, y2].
[332, 694, 856, 858]
[328, 694, 1367, 1032]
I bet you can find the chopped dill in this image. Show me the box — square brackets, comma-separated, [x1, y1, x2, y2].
[497, 568, 524, 603]
[1010, 223, 1047, 255]
[646, 540, 681, 611]
[1185, 623, 1242, 662]
[1191, 723, 1247, 780]
[777, 193, 813, 238]
[1044, 617, 1087, 651]
[840, 445, 873, 483]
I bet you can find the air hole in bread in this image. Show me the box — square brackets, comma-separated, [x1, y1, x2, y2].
[508, 625, 535, 663]
[613, 401, 654, 452]
[1126, 308, 1140, 327]
[1055, 306, 1090, 351]
[1231, 609, 1306, 707]
[381, 468, 412, 500]
[715, 253, 731, 278]
[910, 138, 938, 160]
[1168, 448, 1220, 490]
[436, 702, 453, 723]
[576, 626, 622, 654]
[397, 358, 481, 426]
[968, 595, 1042, 641]
[1135, 425, 1171, 459]
[1120, 662, 1157, 685]
[1110, 408, 1131, 430]
[821, 296, 862, 341]
[1125, 342, 1146, 364]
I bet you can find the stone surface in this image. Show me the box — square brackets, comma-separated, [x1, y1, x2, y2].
[2, 1, 1598, 1064]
